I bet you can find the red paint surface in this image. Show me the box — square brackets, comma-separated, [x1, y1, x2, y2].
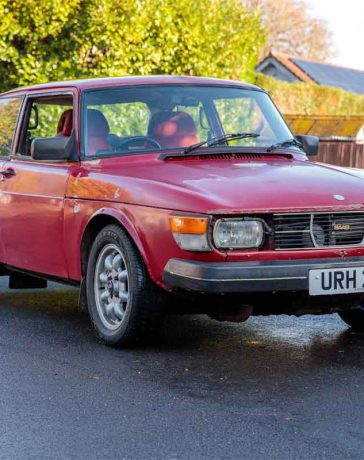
[1, 77, 364, 290]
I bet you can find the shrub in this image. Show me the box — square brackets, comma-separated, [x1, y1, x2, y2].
[255, 73, 364, 116]
[0, 0, 265, 92]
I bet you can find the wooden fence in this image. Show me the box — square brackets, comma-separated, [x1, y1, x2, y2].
[311, 141, 364, 169]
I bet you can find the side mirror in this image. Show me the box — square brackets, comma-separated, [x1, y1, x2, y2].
[295, 135, 319, 156]
[31, 136, 74, 161]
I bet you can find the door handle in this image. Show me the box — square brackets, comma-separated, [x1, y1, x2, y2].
[0, 168, 15, 178]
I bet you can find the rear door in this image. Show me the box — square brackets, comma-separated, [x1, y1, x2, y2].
[0, 90, 79, 278]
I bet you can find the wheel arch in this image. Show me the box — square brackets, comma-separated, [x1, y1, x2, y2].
[80, 208, 148, 278]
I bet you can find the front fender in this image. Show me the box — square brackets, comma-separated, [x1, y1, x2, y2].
[87, 207, 149, 265]
[65, 200, 225, 290]
[65, 200, 150, 283]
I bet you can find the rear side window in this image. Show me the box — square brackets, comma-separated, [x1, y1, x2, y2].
[0, 97, 22, 156]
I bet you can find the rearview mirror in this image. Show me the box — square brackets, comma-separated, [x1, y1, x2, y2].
[31, 136, 74, 161]
[295, 135, 319, 156]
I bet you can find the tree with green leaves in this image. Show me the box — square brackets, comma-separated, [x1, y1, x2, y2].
[0, 0, 265, 92]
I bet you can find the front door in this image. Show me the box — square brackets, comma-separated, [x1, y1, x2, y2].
[0, 95, 24, 264]
[0, 91, 79, 278]
[0, 158, 77, 277]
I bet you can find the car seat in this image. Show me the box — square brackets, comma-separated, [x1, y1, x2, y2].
[86, 109, 111, 155]
[148, 111, 200, 149]
[56, 109, 73, 137]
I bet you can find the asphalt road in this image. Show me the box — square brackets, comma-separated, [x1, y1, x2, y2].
[1, 277, 364, 459]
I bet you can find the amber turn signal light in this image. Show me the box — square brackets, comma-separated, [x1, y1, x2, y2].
[169, 216, 209, 234]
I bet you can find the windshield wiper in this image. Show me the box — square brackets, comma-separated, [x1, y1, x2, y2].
[183, 132, 260, 154]
[267, 138, 304, 152]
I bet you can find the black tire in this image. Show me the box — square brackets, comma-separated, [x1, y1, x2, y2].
[86, 224, 163, 347]
[339, 305, 364, 332]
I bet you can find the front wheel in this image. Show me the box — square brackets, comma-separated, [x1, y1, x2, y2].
[86, 224, 163, 347]
[339, 305, 364, 332]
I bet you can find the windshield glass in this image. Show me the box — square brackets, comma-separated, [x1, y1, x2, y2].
[83, 85, 293, 157]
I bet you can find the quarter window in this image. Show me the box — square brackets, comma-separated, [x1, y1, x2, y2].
[0, 97, 22, 156]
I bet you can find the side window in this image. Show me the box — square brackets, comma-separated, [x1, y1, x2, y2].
[0, 97, 23, 157]
[18, 95, 73, 156]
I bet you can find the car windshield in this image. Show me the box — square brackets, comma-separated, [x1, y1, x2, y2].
[83, 85, 294, 157]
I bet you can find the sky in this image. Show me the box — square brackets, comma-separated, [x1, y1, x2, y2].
[310, 0, 364, 70]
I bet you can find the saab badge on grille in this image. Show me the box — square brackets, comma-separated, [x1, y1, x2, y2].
[333, 194, 345, 201]
[333, 223, 350, 231]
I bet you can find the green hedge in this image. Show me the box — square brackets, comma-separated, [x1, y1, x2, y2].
[255, 74, 364, 116]
[0, 0, 264, 93]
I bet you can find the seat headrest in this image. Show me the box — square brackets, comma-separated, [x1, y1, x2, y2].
[56, 109, 73, 137]
[148, 111, 199, 148]
[87, 109, 110, 137]
[148, 111, 197, 137]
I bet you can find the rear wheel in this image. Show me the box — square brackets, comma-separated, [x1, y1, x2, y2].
[339, 305, 364, 332]
[86, 224, 163, 346]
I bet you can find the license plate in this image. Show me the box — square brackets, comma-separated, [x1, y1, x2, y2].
[309, 267, 364, 295]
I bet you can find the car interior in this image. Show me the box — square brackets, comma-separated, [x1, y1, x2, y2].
[18, 94, 205, 158]
[17, 95, 74, 157]
[16, 87, 276, 159]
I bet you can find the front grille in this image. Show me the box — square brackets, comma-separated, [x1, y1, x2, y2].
[272, 212, 364, 250]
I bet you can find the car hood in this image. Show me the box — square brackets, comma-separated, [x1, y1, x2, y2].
[72, 154, 364, 214]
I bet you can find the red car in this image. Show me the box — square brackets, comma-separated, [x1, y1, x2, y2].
[1, 76, 364, 346]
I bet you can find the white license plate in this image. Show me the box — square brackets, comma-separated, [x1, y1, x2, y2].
[309, 267, 364, 295]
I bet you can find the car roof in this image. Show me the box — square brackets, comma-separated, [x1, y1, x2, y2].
[1, 75, 263, 96]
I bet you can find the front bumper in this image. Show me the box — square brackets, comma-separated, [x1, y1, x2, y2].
[163, 256, 364, 293]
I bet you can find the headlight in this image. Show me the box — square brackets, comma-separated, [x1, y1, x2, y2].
[213, 219, 264, 249]
[169, 216, 211, 252]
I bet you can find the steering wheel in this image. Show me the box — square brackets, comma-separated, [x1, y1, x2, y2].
[115, 136, 161, 150]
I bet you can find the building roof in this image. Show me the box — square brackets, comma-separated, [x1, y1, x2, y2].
[257, 52, 364, 95]
[259, 52, 314, 83]
[1, 75, 261, 96]
[293, 58, 364, 95]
